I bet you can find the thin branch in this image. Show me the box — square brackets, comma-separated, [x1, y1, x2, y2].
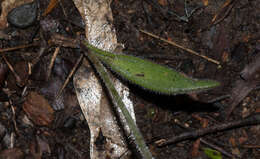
[139, 29, 220, 65]
[46, 47, 60, 81]
[0, 42, 39, 53]
[200, 139, 234, 158]
[158, 113, 260, 146]
[56, 54, 83, 99]
[2, 55, 22, 86]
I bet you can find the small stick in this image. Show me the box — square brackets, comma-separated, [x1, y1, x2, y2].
[241, 144, 260, 149]
[0, 42, 38, 53]
[46, 47, 60, 81]
[56, 54, 83, 99]
[139, 29, 220, 65]
[10, 99, 19, 135]
[158, 113, 260, 146]
[2, 55, 22, 86]
[154, 115, 235, 158]
[200, 139, 234, 158]
[31, 45, 47, 66]
[210, 0, 236, 26]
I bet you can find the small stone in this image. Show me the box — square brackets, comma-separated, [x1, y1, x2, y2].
[7, 2, 37, 29]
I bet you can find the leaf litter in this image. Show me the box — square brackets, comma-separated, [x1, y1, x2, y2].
[0, 0, 259, 158]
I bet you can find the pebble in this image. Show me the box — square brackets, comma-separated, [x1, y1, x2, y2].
[7, 2, 37, 29]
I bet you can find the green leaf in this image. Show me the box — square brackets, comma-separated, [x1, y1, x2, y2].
[84, 42, 220, 95]
[203, 148, 222, 159]
[86, 51, 154, 159]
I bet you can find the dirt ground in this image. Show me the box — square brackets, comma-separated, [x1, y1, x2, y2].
[0, 0, 260, 158]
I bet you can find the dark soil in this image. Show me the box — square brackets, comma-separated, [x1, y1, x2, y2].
[0, 0, 260, 158]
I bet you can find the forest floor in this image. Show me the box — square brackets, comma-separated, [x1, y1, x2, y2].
[0, 0, 259, 158]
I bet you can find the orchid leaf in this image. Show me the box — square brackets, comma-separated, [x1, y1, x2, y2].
[84, 42, 220, 95]
[203, 148, 222, 159]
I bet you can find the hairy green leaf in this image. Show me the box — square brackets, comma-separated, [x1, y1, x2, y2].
[203, 148, 222, 159]
[84, 42, 220, 95]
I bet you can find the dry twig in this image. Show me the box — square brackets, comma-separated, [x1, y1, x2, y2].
[0, 43, 39, 53]
[56, 54, 83, 99]
[139, 29, 220, 65]
[2, 55, 22, 86]
[46, 47, 60, 81]
[157, 113, 260, 146]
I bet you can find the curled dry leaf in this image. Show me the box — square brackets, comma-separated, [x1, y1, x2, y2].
[23, 91, 54, 126]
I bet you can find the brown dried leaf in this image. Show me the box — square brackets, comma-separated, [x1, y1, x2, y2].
[0, 0, 34, 29]
[0, 148, 24, 159]
[23, 91, 54, 126]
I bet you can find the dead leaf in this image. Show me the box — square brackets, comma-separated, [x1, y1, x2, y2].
[72, 0, 135, 158]
[23, 91, 54, 126]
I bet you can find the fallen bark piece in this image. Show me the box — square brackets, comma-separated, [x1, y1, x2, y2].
[72, 0, 136, 158]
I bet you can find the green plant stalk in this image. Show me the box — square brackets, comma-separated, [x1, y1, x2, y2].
[84, 41, 220, 95]
[85, 49, 154, 159]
